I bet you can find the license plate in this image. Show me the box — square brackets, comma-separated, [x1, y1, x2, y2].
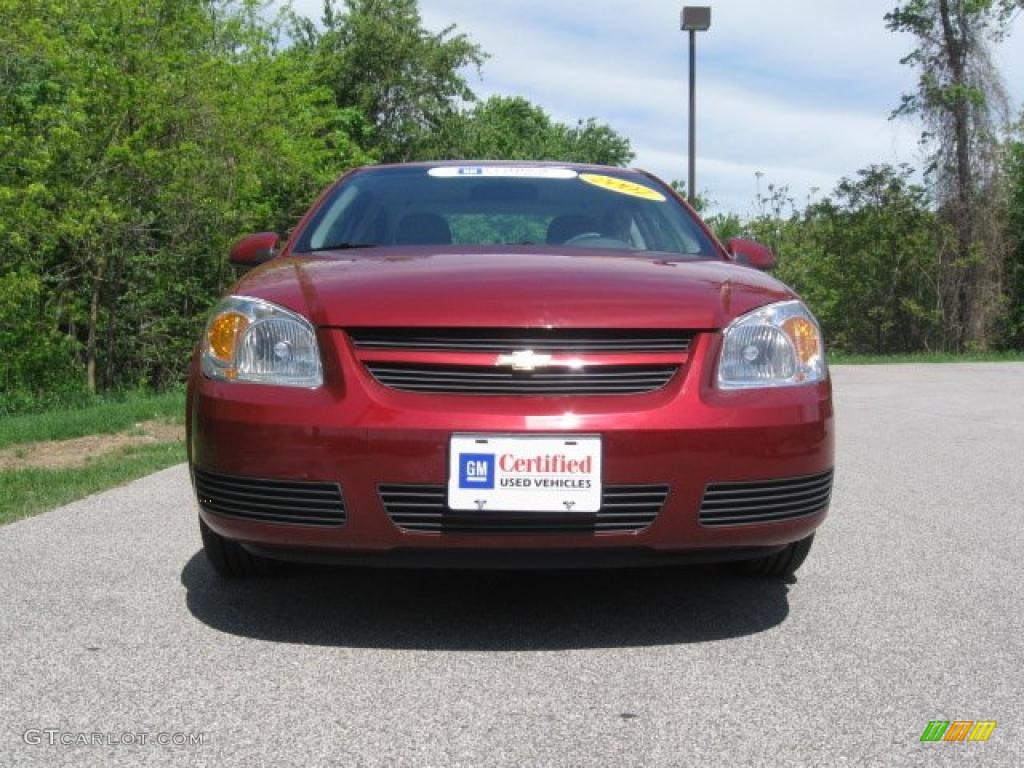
[448, 434, 602, 513]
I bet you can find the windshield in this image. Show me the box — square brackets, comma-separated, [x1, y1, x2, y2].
[291, 165, 718, 258]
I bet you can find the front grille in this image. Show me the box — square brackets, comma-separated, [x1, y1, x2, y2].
[194, 468, 346, 527]
[699, 470, 833, 526]
[349, 328, 692, 353]
[364, 363, 678, 396]
[379, 484, 668, 533]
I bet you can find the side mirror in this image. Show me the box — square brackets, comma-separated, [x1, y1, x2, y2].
[727, 237, 776, 271]
[230, 232, 280, 270]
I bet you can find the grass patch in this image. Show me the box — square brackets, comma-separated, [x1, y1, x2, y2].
[829, 350, 1024, 365]
[0, 389, 185, 449]
[0, 441, 186, 525]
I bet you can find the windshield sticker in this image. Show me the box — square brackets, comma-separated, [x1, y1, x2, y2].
[579, 173, 667, 202]
[428, 166, 579, 180]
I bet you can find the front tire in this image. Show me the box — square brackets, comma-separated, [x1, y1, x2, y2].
[200, 518, 275, 578]
[733, 533, 815, 578]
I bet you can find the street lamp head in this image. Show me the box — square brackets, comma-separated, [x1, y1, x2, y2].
[681, 6, 711, 31]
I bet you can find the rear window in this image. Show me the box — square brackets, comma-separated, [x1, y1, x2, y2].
[292, 165, 717, 258]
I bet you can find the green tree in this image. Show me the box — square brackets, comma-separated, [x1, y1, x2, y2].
[0, 0, 368, 404]
[430, 96, 633, 166]
[885, 0, 1016, 348]
[0, 0, 638, 412]
[1002, 116, 1024, 347]
[288, 0, 486, 161]
[742, 166, 944, 354]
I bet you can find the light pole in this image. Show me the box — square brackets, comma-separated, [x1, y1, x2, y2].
[681, 6, 711, 204]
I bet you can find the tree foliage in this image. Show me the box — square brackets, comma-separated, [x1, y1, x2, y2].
[1002, 115, 1024, 347]
[712, 166, 948, 354]
[285, 0, 486, 161]
[0, 0, 634, 413]
[1, 0, 1021, 414]
[885, 0, 1014, 348]
[0, 0, 372, 409]
[793, 167, 946, 354]
[427, 96, 634, 166]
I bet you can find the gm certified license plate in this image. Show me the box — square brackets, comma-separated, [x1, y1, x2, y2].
[448, 434, 602, 513]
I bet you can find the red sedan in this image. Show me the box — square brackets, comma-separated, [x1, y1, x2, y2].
[187, 162, 833, 579]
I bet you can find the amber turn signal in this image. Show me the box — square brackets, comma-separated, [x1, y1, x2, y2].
[206, 311, 249, 363]
[783, 316, 821, 365]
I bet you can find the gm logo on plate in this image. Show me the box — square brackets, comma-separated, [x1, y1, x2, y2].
[458, 453, 495, 489]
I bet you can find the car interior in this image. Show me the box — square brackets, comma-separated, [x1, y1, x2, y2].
[297, 169, 714, 256]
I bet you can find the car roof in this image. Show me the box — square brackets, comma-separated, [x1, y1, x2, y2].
[357, 160, 655, 177]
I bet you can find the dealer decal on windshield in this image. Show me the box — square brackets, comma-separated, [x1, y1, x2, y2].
[579, 173, 666, 202]
[428, 166, 579, 179]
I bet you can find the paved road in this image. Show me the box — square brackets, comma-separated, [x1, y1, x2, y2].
[1, 364, 1022, 767]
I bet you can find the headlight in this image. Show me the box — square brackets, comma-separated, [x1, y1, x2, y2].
[201, 296, 323, 387]
[718, 300, 826, 389]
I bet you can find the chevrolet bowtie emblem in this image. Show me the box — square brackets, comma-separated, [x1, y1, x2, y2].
[495, 349, 554, 371]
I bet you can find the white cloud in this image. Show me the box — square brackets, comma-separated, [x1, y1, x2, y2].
[289, 0, 1024, 213]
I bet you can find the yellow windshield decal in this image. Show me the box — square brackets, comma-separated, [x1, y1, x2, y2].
[579, 174, 666, 202]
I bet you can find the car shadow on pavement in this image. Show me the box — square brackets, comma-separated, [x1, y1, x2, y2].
[181, 552, 793, 650]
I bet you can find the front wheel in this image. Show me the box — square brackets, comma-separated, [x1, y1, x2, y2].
[733, 533, 815, 578]
[200, 518, 276, 578]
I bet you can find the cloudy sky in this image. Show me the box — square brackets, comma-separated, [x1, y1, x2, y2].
[293, 0, 1024, 215]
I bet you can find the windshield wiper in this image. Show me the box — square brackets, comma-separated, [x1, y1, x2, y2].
[306, 242, 378, 252]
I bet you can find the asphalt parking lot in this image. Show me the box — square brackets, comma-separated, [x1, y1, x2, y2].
[1, 363, 1021, 767]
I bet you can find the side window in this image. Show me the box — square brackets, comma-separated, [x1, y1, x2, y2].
[628, 218, 647, 250]
[639, 207, 700, 254]
[308, 185, 360, 250]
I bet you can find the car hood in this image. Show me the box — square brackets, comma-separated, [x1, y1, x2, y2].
[236, 248, 795, 329]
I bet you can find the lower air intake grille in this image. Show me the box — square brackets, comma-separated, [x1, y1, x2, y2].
[194, 468, 345, 527]
[379, 484, 669, 533]
[364, 363, 678, 396]
[699, 470, 833, 527]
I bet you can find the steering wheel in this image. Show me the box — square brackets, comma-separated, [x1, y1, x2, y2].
[562, 232, 605, 245]
[562, 232, 635, 250]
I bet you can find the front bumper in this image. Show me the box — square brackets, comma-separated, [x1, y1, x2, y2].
[187, 331, 834, 561]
